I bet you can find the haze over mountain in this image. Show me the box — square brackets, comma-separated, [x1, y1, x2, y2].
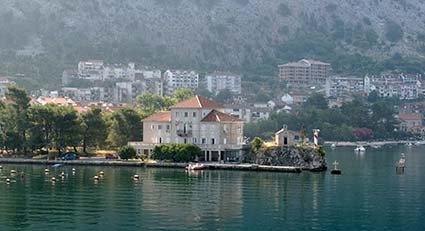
[1, 0, 425, 88]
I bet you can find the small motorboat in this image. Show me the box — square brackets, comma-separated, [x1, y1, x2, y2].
[185, 163, 205, 171]
[354, 146, 366, 153]
[52, 164, 64, 168]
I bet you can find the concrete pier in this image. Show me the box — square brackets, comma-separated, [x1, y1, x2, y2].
[0, 158, 303, 173]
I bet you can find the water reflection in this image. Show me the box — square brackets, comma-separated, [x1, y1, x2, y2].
[0, 146, 424, 230]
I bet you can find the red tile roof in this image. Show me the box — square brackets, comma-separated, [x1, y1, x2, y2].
[399, 114, 422, 121]
[143, 111, 171, 122]
[201, 110, 243, 122]
[170, 95, 224, 109]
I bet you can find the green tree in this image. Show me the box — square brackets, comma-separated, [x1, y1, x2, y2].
[174, 88, 194, 102]
[118, 145, 137, 160]
[107, 108, 143, 147]
[81, 108, 107, 153]
[27, 104, 56, 153]
[214, 89, 234, 104]
[5, 85, 31, 154]
[303, 93, 328, 110]
[151, 144, 202, 162]
[137, 93, 177, 117]
[251, 137, 264, 153]
[51, 106, 82, 154]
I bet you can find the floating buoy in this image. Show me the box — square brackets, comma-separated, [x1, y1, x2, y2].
[45, 168, 49, 172]
[6, 178, 10, 183]
[51, 177, 56, 182]
[60, 172, 65, 177]
[10, 170, 16, 174]
[331, 169, 342, 175]
[331, 161, 342, 175]
[94, 175, 99, 180]
[133, 175, 140, 180]
[72, 168, 76, 171]
[0, 165, 3, 169]
[99, 171, 104, 176]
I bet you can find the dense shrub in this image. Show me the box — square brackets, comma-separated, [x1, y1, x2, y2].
[118, 145, 137, 160]
[152, 144, 203, 162]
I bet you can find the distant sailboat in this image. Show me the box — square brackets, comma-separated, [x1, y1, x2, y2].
[354, 146, 366, 153]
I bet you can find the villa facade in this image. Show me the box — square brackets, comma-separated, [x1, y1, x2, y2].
[129, 96, 246, 162]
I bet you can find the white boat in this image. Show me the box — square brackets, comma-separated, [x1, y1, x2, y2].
[185, 163, 205, 171]
[354, 146, 366, 153]
[331, 143, 336, 149]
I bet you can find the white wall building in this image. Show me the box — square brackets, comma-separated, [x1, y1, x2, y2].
[77, 60, 104, 80]
[325, 75, 365, 98]
[129, 96, 245, 162]
[164, 70, 199, 96]
[206, 72, 242, 95]
[365, 74, 422, 100]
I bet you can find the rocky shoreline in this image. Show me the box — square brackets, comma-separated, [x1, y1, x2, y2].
[253, 146, 327, 172]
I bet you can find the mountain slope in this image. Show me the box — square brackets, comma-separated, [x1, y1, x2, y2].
[1, 0, 425, 87]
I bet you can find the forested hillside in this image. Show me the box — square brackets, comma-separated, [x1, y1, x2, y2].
[1, 0, 425, 89]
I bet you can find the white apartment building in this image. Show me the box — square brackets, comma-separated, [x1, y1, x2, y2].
[77, 60, 104, 80]
[365, 74, 422, 100]
[164, 70, 199, 96]
[325, 75, 365, 98]
[206, 72, 242, 95]
[129, 96, 245, 162]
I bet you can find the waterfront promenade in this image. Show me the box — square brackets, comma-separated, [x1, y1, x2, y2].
[0, 158, 302, 173]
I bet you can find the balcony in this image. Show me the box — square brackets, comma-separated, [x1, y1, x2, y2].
[176, 130, 192, 137]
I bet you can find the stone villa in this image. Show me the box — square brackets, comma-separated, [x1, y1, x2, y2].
[129, 96, 245, 162]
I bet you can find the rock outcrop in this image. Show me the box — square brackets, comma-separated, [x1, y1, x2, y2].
[254, 146, 327, 171]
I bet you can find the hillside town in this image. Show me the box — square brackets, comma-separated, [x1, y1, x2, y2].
[0, 58, 424, 148]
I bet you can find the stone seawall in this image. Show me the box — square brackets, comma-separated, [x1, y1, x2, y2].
[0, 159, 302, 173]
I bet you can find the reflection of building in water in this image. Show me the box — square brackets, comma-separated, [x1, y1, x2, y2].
[140, 170, 243, 229]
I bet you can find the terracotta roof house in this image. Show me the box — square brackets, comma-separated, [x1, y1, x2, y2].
[398, 113, 423, 133]
[129, 95, 245, 162]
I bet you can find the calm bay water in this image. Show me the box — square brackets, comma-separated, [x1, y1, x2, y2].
[0, 145, 424, 231]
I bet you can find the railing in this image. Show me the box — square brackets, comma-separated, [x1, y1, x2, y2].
[176, 130, 192, 137]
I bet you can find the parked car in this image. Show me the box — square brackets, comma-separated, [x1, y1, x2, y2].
[105, 154, 119, 160]
[61, 152, 79, 160]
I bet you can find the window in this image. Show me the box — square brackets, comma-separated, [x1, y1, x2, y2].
[211, 138, 215, 145]
[176, 112, 179, 116]
[192, 138, 197, 144]
[166, 125, 170, 130]
[184, 112, 188, 117]
[184, 138, 187, 144]
[151, 125, 154, 130]
[159, 137, 162, 144]
[202, 138, 206, 144]
[294, 135, 300, 140]
[223, 138, 227, 144]
[158, 125, 162, 130]
[193, 112, 196, 117]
